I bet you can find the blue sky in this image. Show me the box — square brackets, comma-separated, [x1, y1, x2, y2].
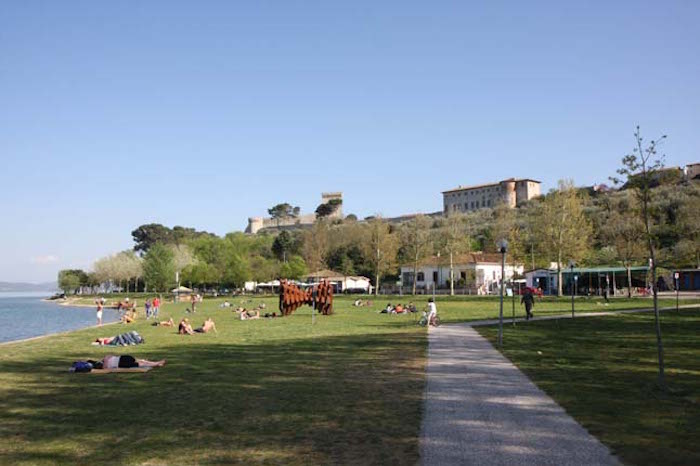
[1, 1, 698, 282]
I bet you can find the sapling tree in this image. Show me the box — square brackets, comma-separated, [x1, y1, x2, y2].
[611, 126, 667, 388]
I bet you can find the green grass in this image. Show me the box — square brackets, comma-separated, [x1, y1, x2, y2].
[2, 294, 696, 464]
[476, 308, 700, 466]
[1, 296, 426, 465]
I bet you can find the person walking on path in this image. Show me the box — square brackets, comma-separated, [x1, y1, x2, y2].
[521, 289, 535, 320]
[96, 300, 103, 326]
[190, 294, 197, 313]
[145, 299, 152, 319]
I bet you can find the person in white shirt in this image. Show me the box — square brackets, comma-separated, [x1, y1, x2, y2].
[427, 298, 438, 326]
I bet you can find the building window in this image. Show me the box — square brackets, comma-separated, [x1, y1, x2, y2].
[487, 199, 491, 206]
[433, 271, 438, 283]
[417, 272, 425, 282]
[464, 203, 468, 210]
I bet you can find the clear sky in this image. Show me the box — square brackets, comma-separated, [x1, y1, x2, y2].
[1, 1, 698, 283]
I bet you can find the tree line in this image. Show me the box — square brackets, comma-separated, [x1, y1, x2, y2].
[59, 156, 698, 298]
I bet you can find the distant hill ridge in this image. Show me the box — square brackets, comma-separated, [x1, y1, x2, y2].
[0, 281, 57, 292]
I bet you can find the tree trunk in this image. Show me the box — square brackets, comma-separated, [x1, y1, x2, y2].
[449, 251, 455, 296]
[375, 246, 380, 296]
[557, 250, 563, 297]
[639, 152, 665, 389]
[412, 262, 417, 295]
[627, 264, 632, 298]
[651, 259, 665, 388]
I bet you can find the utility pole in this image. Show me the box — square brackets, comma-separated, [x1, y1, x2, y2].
[498, 240, 508, 348]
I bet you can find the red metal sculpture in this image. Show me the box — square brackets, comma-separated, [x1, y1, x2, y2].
[279, 279, 334, 316]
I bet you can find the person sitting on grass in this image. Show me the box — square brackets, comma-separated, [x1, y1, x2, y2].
[121, 308, 136, 324]
[178, 318, 194, 335]
[152, 317, 175, 327]
[381, 303, 393, 314]
[240, 309, 260, 320]
[395, 303, 404, 314]
[194, 318, 217, 333]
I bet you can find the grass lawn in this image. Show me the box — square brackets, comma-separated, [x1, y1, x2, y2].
[0, 296, 426, 465]
[2, 294, 696, 465]
[476, 308, 700, 466]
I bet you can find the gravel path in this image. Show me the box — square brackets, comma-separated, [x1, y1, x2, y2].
[420, 323, 620, 466]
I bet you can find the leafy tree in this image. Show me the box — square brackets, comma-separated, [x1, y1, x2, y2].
[131, 224, 215, 253]
[143, 243, 175, 292]
[131, 224, 173, 253]
[272, 231, 294, 262]
[58, 269, 87, 294]
[268, 203, 299, 220]
[364, 217, 398, 296]
[315, 199, 342, 218]
[611, 126, 667, 388]
[536, 180, 592, 296]
[600, 207, 645, 297]
[280, 255, 308, 280]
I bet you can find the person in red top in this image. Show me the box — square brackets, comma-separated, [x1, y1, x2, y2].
[152, 296, 160, 319]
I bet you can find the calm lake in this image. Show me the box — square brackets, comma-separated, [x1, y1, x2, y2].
[0, 292, 120, 344]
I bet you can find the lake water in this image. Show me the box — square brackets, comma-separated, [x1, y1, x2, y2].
[0, 292, 120, 344]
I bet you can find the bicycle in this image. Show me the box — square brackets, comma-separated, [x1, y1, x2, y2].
[418, 313, 441, 327]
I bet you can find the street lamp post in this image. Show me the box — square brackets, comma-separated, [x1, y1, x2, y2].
[675, 271, 680, 313]
[436, 251, 441, 299]
[511, 278, 516, 326]
[498, 239, 508, 348]
[569, 260, 575, 319]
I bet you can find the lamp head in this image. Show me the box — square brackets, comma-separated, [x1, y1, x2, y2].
[497, 239, 508, 254]
[569, 260, 576, 268]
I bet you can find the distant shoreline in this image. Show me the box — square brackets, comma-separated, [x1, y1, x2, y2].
[0, 319, 121, 347]
[42, 297, 96, 308]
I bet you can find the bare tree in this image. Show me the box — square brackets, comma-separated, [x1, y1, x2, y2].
[611, 126, 667, 388]
[400, 215, 432, 295]
[364, 216, 398, 296]
[303, 220, 330, 273]
[436, 213, 471, 295]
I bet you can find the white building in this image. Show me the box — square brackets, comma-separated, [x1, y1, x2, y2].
[400, 253, 524, 294]
[305, 270, 372, 293]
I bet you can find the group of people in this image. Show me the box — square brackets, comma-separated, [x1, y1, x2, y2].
[178, 317, 217, 335]
[380, 302, 418, 314]
[144, 297, 162, 319]
[94, 296, 162, 326]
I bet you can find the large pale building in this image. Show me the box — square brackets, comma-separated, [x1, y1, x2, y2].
[442, 178, 541, 214]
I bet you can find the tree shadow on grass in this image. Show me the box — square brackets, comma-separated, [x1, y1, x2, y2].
[477, 312, 700, 466]
[0, 331, 425, 466]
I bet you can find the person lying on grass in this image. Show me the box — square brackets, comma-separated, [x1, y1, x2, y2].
[92, 330, 144, 346]
[240, 309, 260, 320]
[151, 317, 175, 327]
[101, 354, 166, 369]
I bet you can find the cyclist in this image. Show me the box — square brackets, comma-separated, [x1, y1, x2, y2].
[427, 298, 438, 326]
